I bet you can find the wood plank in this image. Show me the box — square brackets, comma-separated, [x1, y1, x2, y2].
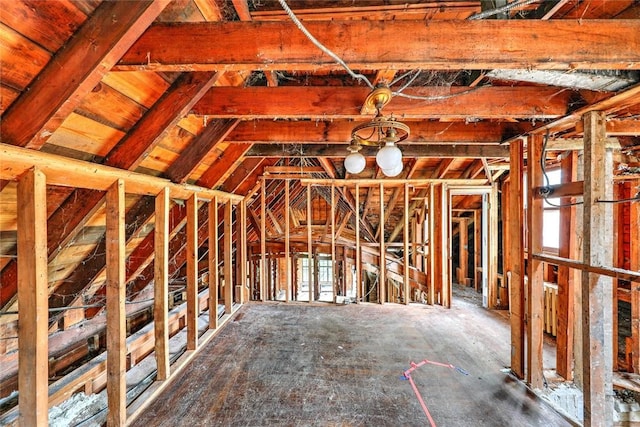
[17, 168, 48, 426]
[355, 184, 361, 302]
[473, 209, 481, 292]
[379, 183, 386, 304]
[404, 183, 410, 305]
[196, 143, 252, 189]
[224, 202, 233, 313]
[488, 183, 499, 308]
[1, 0, 170, 150]
[431, 184, 444, 306]
[154, 187, 170, 380]
[103, 72, 219, 171]
[186, 194, 198, 351]
[527, 134, 545, 389]
[556, 151, 577, 381]
[165, 118, 239, 184]
[533, 181, 584, 199]
[246, 144, 509, 159]
[331, 185, 336, 302]
[581, 111, 614, 427]
[192, 86, 570, 119]
[209, 197, 219, 328]
[118, 20, 640, 71]
[239, 200, 247, 303]
[228, 119, 516, 144]
[260, 180, 267, 302]
[632, 182, 640, 372]
[285, 180, 291, 303]
[507, 139, 525, 379]
[0, 143, 242, 201]
[307, 186, 313, 303]
[441, 184, 451, 308]
[106, 180, 126, 427]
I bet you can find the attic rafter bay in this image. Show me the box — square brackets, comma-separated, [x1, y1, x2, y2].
[116, 20, 640, 71]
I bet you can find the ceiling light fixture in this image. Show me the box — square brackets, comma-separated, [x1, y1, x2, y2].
[345, 85, 410, 177]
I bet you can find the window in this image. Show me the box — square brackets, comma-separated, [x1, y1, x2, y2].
[542, 169, 561, 250]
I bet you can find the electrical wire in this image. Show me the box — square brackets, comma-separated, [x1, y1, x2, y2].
[539, 131, 584, 208]
[468, 0, 539, 20]
[277, 0, 374, 90]
[539, 132, 639, 206]
[277, 0, 486, 102]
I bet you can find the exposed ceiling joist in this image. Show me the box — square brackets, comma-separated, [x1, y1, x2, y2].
[245, 144, 510, 159]
[116, 20, 640, 71]
[191, 86, 574, 119]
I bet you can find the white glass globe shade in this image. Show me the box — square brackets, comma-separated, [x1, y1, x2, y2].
[376, 142, 402, 171]
[382, 162, 403, 177]
[344, 151, 366, 174]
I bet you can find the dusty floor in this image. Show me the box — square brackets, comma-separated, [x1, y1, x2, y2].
[130, 286, 572, 427]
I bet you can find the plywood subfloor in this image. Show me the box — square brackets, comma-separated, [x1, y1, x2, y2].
[130, 289, 572, 427]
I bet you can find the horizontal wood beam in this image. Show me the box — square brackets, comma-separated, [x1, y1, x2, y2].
[228, 120, 522, 143]
[0, 143, 242, 202]
[546, 138, 620, 151]
[533, 181, 584, 199]
[533, 253, 640, 283]
[245, 143, 509, 159]
[117, 20, 640, 71]
[301, 178, 488, 187]
[191, 86, 571, 119]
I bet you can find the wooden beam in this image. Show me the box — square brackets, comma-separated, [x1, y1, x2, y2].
[119, 20, 640, 71]
[106, 180, 126, 427]
[192, 86, 570, 119]
[488, 183, 499, 308]
[533, 254, 640, 284]
[0, 143, 242, 201]
[404, 183, 410, 305]
[379, 182, 386, 304]
[17, 168, 48, 426]
[0, 0, 170, 149]
[527, 134, 545, 389]
[442, 184, 451, 308]
[104, 72, 220, 171]
[507, 139, 525, 379]
[231, 0, 252, 20]
[228, 119, 518, 144]
[556, 151, 578, 381]
[631, 182, 640, 372]
[355, 184, 361, 302]
[224, 201, 233, 314]
[533, 181, 584, 199]
[154, 187, 170, 380]
[239, 200, 248, 303]
[209, 197, 219, 329]
[246, 144, 509, 159]
[431, 185, 444, 306]
[301, 178, 489, 187]
[331, 185, 336, 302]
[186, 194, 198, 351]
[307, 186, 313, 303]
[473, 209, 481, 292]
[285, 180, 291, 303]
[260, 180, 267, 302]
[165, 119, 240, 184]
[196, 143, 252, 189]
[582, 111, 614, 427]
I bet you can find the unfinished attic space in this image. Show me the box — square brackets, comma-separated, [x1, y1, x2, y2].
[1, 0, 640, 426]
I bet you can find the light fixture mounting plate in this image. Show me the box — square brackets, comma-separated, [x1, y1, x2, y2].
[361, 85, 393, 115]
